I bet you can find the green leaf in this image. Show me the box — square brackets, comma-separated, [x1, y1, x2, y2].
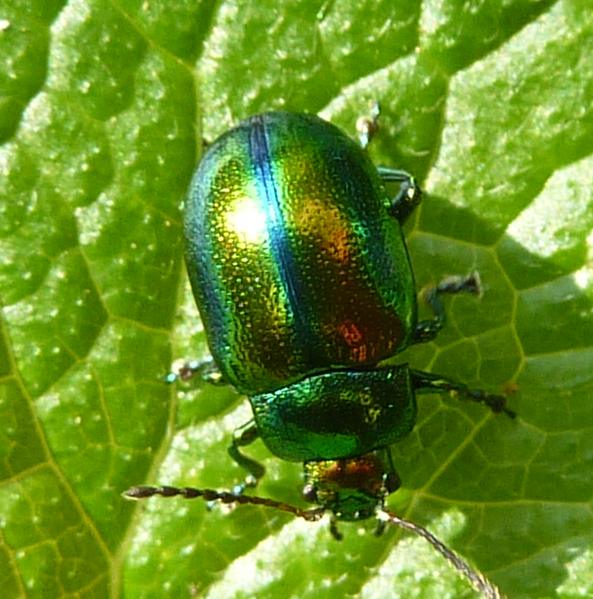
[1, 1, 592, 597]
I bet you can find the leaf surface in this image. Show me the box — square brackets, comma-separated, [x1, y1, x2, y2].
[1, 1, 592, 597]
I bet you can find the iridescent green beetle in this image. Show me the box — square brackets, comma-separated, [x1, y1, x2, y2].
[126, 107, 514, 597]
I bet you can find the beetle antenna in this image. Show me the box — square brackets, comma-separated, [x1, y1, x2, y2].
[123, 485, 325, 522]
[124, 487, 503, 596]
[377, 509, 505, 599]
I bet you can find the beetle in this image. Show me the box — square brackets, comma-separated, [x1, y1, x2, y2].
[126, 106, 514, 597]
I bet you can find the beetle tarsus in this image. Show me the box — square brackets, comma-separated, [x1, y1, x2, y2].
[165, 358, 223, 385]
[356, 100, 381, 149]
[373, 518, 387, 536]
[467, 389, 517, 419]
[329, 516, 343, 541]
[414, 272, 483, 344]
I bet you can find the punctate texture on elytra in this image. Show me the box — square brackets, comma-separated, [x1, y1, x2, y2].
[185, 112, 416, 396]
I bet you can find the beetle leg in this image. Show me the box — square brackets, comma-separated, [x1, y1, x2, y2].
[356, 101, 422, 223]
[413, 273, 481, 344]
[165, 357, 225, 385]
[373, 449, 400, 536]
[378, 166, 422, 224]
[410, 369, 516, 418]
[329, 515, 343, 540]
[373, 518, 387, 536]
[228, 420, 266, 493]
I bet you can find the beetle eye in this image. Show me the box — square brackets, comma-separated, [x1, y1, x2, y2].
[302, 484, 317, 502]
[384, 473, 400, 493]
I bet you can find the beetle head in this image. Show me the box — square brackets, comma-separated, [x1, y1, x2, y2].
[302, 451, 400, 522]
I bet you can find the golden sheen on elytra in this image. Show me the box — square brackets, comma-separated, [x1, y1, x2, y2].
[125, 110, 514, 598]
[182, 111, 513, 523]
